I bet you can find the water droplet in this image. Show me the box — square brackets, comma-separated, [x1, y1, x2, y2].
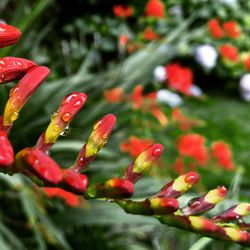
[73, 100, 82, 108]
[61, 112, 71, 122]
[0, 60, 6, 66]
[61, 93, 77, 106]
[152, 147, 162, 157]
[60, 125, 70, 136]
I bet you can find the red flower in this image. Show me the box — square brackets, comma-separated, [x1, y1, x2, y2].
[43, 187, 80, 207]
[143, 27, 160, 40]
[223, 21, 240, 38]
[145, 0, 165, 18]
[177, 134, 208, 166]
[0, 23, 21, 48]
[243, 54, 250, 70]
[211, 141, 234, 170]
[165, 63, 193, 95]
[113, 5, 133, 18]
[120, 136, 154, 158]
[219, 44, 238, 62]
[173, 156, 184, 174]
[208, 19, 224, 39]
[104, 87, 124, 103]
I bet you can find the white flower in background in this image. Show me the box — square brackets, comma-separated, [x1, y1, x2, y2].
[0, 20, 6, 24]
[154, 66, 167, 82]
[156, 89, 183, 107]
[195, 44, 218, 70]
[169, 5, 183, 17]
[239, 74, 250, 101]
[189, 84, 203, 97]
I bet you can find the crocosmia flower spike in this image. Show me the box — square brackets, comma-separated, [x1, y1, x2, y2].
[0, 23, 21, 48]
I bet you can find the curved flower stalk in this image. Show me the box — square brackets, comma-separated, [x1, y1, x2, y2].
[1, 23, 250, 247]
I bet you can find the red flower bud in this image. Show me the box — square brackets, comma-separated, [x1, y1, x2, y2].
[0, 57, 36, 84]
[16, 148, 63, 185]
[157, 172, 199, 198]
[3, 66, 50, 128]
[123, 143, 164, 183]
[104, 177, 134, 198]
[0, 130, 14, 167]
[182, 186, 227, 216]
[62, 169, 88, 194]
[149, 197, 179, 214]
[43, 92, 87, 144]
[0, 23, 21, 48]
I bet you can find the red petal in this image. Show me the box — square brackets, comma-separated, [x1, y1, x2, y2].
[0, 57, 36, 84]
[0, 23, 21, 48]
[22, 149, 63, 185]
[0, 130, 14, 166]
[63, 169, 88, 194]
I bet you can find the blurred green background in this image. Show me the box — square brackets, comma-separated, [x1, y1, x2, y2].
[1, 0, 250, 249]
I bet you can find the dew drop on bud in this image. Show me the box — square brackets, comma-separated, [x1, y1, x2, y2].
[60, 126, 70, 136]
[61, 112, 71, 122]
[61, 93, 77, 106]
[73, 100, 82, 108]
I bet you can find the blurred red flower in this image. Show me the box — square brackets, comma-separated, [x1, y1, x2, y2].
[208, 19, 224, 39]
[113, 5, 134, 18]
[104, 87, 124, 103]
[172, 108, 203, 131]
[145, 0, 165, 18]
[219, 44, 238, 62]
[43, 187, 80, 207]
[177, 134, 208, 166]
[120, 136, 154, 158]
[211, 141, 234, 170]
[223, 21, 240, 38]
[131, 85, 144, 109]
[144, 27, 160, 40]
[165, 63, 193, 95]
[243, 54, 250, 70]
[173, 156, 184, 174]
